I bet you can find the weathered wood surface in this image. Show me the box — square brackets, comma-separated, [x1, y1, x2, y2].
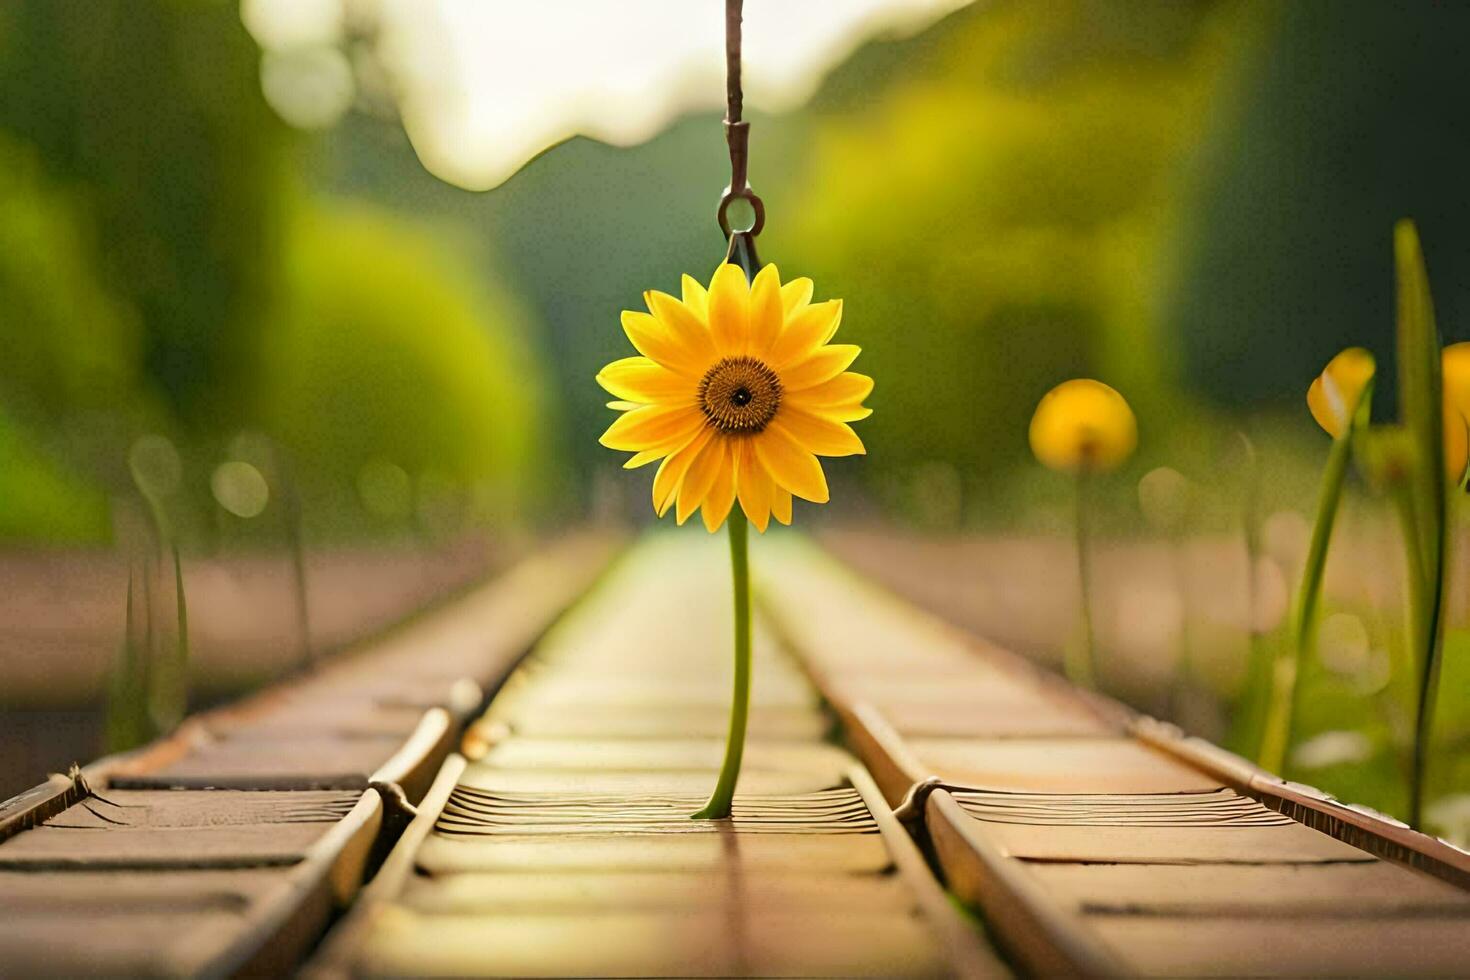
[309, 536, 1004, 978]
[760, 540, 1470, 978]
[10, 527, 1468, 977]
[0, 532, 620, 978]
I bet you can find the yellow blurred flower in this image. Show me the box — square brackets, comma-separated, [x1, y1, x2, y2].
[597, 265, 872, 532]
[1028, 379, 1137, 474]
[1442, 343, 1470, 482]
[1306, 348, 1375, 439]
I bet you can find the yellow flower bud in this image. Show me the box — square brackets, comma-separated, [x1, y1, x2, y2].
[1306, 348, 1375, 439]
[1443, 404, 1467, 486]
[1029, 379, 1137, 474]
[1443, 343, 1470, 484]
[1440, 345, 1470, 487]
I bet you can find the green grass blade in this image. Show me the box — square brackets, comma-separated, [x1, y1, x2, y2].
[1396, 219, 1449, 829]
[1395, 219, 1445, 586]
[1258, 380, 1373, 774]
[105, 564, 146, 752]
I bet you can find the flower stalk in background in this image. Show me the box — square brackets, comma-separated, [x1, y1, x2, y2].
[125, 435, 192, 738]
[1029, 379, 1137, 689]
[1257, 221, 1459, 832]
[1258, 348, 1374, 775]
[1395, 221, 1453, 831]
[598, 262, 872, 819]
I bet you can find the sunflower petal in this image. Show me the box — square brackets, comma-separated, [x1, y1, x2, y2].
[754, 420, 830, 503]
[681, 274, 709, 319]
[645, 290, 718, 366]
[736, 440, 773, 532]
[702, 447, 737, 532]
[786, 372, 873, 417]
[780, 343, 861, 391]
[776, 406, 866, 457]
[781, 277, 813, 315]
[769, 300, 842, 370]
[597, 356, 696, 405]
[676, 437, 726, 525]
[748, 264, 784, 357]
[653, 427, 712, 516]
[772, 487, 793, 526]
[622, 310, 705, 378]
[707, 263, 750, 356]
[600, 404, 702, 452]
[624, 449, 664, 469]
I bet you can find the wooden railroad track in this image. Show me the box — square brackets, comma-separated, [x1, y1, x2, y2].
[0, 532, 620, 977]
[4, 530, 1468, 976]
[759, 540, 1470, 978]
[307, 536, 1002, 978]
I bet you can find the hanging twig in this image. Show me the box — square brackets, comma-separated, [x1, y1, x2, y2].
[718, 0, 764, 246]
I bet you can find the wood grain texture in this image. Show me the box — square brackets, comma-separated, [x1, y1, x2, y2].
[0, 532, 624, 977]
[309, 536, 1006, 978]
[761, 538, 1470, 978]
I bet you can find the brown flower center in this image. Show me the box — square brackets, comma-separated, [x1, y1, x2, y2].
[699, 356, 782, 434]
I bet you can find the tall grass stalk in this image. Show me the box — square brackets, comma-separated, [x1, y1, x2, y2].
[1396, 220, 1448, 830]
[1258, 382, 1372, 774]
[138, 495, 189, 732]
[281, 468, 314, 671]
[1231, 432, 1275, 753]
[105, 563, 149, 752]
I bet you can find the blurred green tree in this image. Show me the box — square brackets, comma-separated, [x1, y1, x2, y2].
[254, 203, 557, 534]
[0, 0, 291, 436]
[1167, 1, 1470, 417]
[770, 0, 1251, 488]
[0, 0, 559, 541]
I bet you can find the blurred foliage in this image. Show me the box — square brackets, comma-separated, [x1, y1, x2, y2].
[0, 0, 556, 544]
[256, 203, 556, 531]
[773, 0, 1251, 487]
[0, 0, 290, 435]
[1169, 2, 1470, 415]
[311, 1, 1260, 511]
[0, 412, 111, 543]
[0, 0, 1464, 827]
[0, 134, 144, 427]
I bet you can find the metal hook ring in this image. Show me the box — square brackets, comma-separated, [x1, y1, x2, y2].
[717, 186, 766, 239]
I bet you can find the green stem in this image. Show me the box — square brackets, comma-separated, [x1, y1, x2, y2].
[1409, 491, 1448, 830]
[1258, 425, 1355, 773]
[167, 543, 190, 725]
[692, 513, 752, 820]
[1391, 483, 1429, 680]
[1067, 471, 1098, 689]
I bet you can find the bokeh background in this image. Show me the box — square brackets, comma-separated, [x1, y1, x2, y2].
[2, 0, 1469, 835]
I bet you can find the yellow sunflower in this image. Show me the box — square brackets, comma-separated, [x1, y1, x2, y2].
[598, 263, 872, 532]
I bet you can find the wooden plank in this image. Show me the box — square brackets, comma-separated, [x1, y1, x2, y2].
[309, 536, 1006, 978]
[761, 538, 1470, 978]
[1094, 917, 1470, 977]
[109, 736, 398, 791]
[927, 789, 1129, 977]
[1028, 861, 1470, 914]
[911, 737, 1223, 794]
[477, 737, 853, 782]
[0, 532, 624, 977]
[395, 868, 916, 913]
[487, 703, 829, 740]
[0, 789, 381, 976]
[1133, 717, 1470, 890]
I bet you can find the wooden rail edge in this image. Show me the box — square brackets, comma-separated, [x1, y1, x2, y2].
[847, 764, 1009, 980]
[1131, 716, 1470, 891]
